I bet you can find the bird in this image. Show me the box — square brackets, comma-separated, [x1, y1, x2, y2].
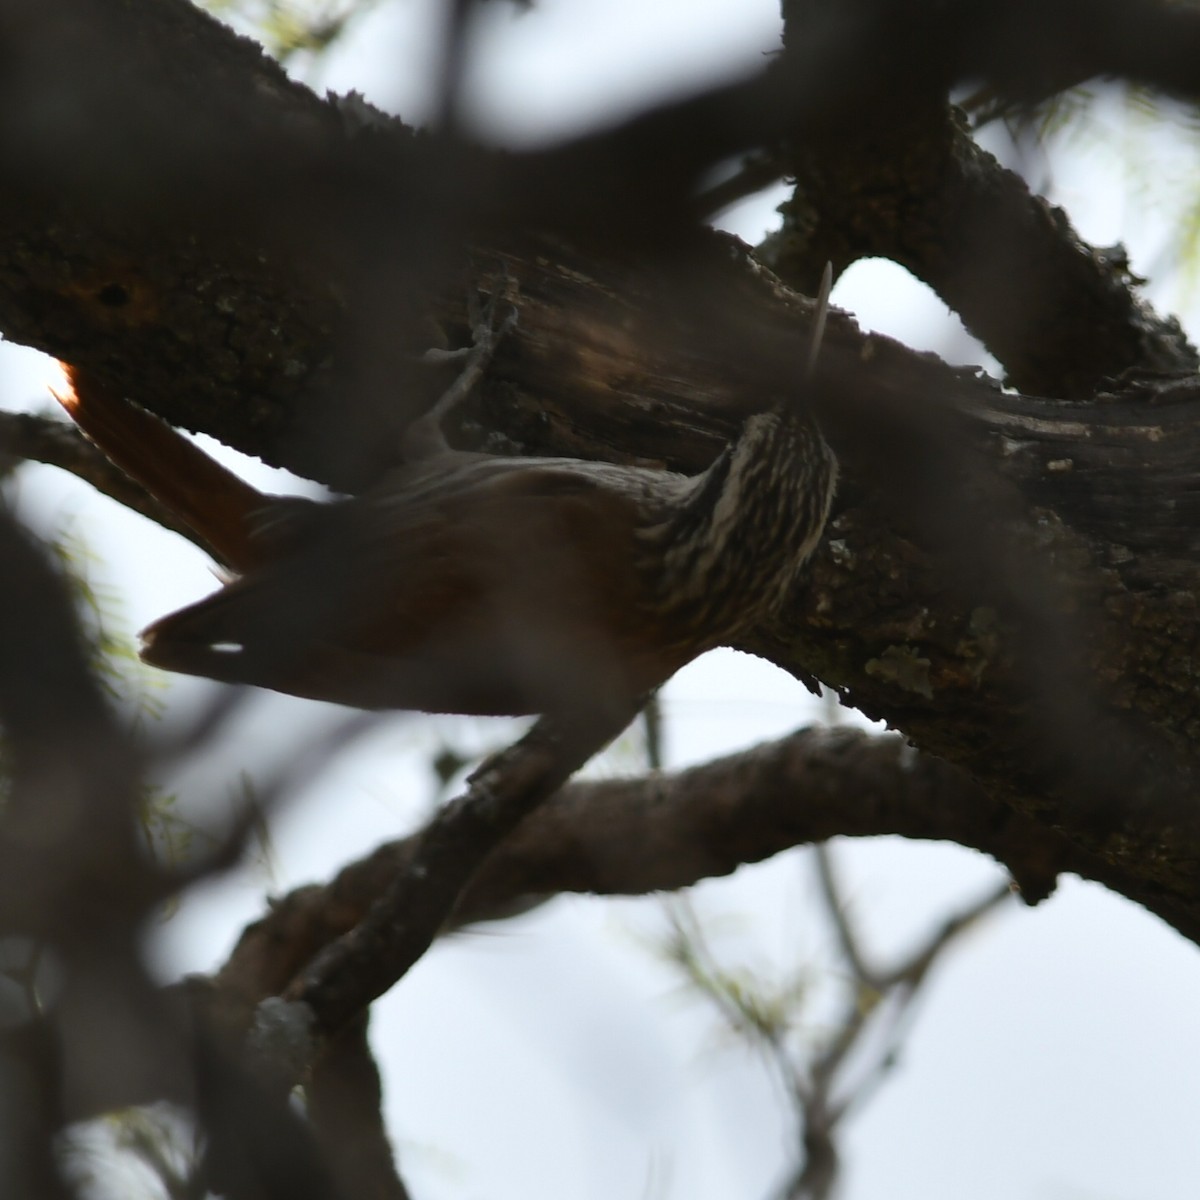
[55, 280, 837, 723]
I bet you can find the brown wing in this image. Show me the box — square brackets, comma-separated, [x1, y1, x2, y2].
[140, 461, 681, 717]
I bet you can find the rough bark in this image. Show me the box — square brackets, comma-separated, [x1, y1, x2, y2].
[3, 0, 1200, 948]
[211, 724, 1075, 1021]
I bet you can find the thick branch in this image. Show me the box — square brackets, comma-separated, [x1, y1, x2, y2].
[5, 0, 1200, 468]
[761, 100, 1195, 396]
[5, 0, 1200, 937]
[215, 725, 1084, 1011]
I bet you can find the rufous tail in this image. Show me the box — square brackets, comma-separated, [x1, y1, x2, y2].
[54, 366, 268, 573]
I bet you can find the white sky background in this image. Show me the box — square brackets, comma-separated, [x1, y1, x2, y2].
[6, 2, 1200, 1198]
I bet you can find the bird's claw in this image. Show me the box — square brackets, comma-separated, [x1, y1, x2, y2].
[406, 276, 519, 461]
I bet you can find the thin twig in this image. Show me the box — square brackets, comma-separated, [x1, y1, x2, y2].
[642, 692, 664, 772]
[877, 879, 1014, 992]
[813, 843, 877, 989]
[694, 151, 787, 219]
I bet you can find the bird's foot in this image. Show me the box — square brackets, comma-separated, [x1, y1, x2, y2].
[406, 277, 518, 460]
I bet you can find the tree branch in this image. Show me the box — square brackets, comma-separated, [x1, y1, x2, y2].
[214, 724, 1093, 1013]
[761, 96, 1195, 396]
[0, 409, 214, 551]
[284, 708, 639, 1039]
[6, 0, 1200, 936]
[308, 1013, 409, 1200]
